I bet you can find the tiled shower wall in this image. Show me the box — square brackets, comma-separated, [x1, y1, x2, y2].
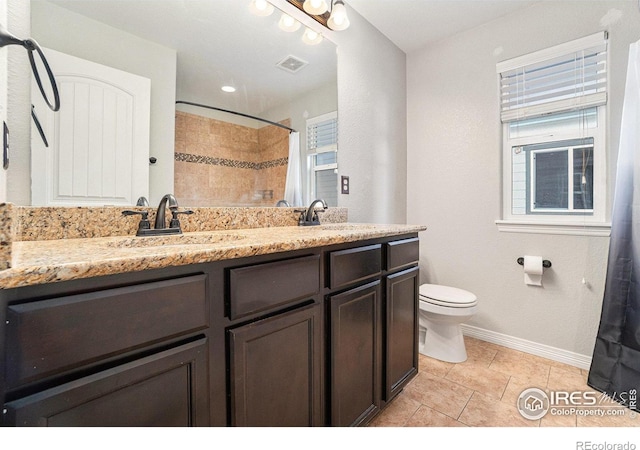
[174, 111, 290, 207]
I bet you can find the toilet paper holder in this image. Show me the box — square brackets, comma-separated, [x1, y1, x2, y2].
[517, 257, 552, 268]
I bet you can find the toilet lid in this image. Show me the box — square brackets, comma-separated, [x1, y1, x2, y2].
[419, 284, 477, 307]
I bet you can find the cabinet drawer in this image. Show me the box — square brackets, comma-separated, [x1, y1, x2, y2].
[328, 244, 382, 290]
[386, 238, 419, 271]
[228, 255, 320, 320]
[5, 274, 208, 389]
[2, 338, 209, 427]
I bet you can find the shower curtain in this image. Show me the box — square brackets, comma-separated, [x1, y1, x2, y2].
[284, 131, 304, 206]
[587, 39, 640, 411]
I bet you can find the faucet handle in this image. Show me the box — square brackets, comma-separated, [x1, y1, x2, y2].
[122, 210, 151, 232]
[169, 209, 194, 229]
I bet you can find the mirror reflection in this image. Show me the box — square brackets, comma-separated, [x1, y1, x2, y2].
[25, 0, 337, 207]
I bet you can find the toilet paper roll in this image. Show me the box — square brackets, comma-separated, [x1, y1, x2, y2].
[523, 255, 543, 286]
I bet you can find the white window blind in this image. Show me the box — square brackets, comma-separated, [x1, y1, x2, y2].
[307, 111, 337, 153]
[497, 32, 607, 122]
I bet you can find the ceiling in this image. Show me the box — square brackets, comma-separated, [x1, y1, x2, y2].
[35, 0, 541, 117]
[348, 0, 539, 54]
[37, 0, 337, 117]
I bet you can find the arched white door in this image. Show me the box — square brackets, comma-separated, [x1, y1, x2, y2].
[31, 48, 150, 206]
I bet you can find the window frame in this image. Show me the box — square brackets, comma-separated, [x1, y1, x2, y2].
[501, 108, 606, 227]
[528, 140, 594, 214]
[496, 33, 610, 236]
[305, 111, 338, 205]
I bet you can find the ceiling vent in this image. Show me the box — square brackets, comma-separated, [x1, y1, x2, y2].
[276, 55, 308, 74]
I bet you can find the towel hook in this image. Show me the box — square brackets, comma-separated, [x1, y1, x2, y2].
[0, 23, 60, 112]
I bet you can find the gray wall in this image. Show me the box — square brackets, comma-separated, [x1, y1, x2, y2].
[332, 6, 408, 224]
[3, 0, 30, 204]
[406, 1, 640, 359]
[9, 1, 177, 206]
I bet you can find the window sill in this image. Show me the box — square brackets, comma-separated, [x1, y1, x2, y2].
[495, 220, 611, 236]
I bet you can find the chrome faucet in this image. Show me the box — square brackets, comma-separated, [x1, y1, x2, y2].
[299, 198, 327, 226]
[276, 199, 291, 207]
[154, 193, 179, 229]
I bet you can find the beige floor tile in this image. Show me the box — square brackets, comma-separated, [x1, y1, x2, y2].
[403, 371, 474, 419]
[368, 392, 422, 427]
[458, 392, 539, 427]
[539, 409, 578, 427]
[546, 366, 590, 392]
[462, 337, 499, 367]
[501, 377, 535, 406]
[445, 363, 511, 399]
[577, 408, 640, 427]
[489, 349, 550, 386]
[548, 359, 583, 375]
[405, 405, 468, 427]
[374, 337, 638, 429]
[418, 353, 454, 378]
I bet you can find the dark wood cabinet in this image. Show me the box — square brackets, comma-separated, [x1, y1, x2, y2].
[328, 281, 381, 426]
[1, 233, 420, 427]
[3, 338, 209, 426]
[326, 237, 420, 426]
[228, 303, 322, 426]
[384, 266, 419, 401]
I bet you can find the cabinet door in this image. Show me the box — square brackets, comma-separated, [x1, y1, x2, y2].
[3, 339, 209, 427]
[329, 281, 381, 427]
[385, 266, 419, 401]
[228, 304, 322, 426]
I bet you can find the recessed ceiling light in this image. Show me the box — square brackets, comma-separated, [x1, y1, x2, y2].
[221, 86, 236, 93]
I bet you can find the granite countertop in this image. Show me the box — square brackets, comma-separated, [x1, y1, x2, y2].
[0, 223, 426, 289]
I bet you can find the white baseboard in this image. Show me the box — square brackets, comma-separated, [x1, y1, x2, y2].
[461, 324, 592, 370]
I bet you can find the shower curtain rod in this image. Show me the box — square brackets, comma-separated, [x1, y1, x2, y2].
[175, 100, 296, 133]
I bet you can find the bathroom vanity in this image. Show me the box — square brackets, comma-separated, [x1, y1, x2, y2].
[0, 221, 424, 427]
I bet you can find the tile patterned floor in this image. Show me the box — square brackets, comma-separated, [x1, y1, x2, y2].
[370, 336, 640, 427]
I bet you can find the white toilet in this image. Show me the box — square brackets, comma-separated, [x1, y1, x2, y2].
[418, 284, 478, 363]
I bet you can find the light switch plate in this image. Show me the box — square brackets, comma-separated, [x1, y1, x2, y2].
[341, 175, 349, 194]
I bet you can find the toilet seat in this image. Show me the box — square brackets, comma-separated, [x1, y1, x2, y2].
[419, 284, 477, 308]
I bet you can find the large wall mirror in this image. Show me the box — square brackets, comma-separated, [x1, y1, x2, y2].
[21, 0, 337, 207]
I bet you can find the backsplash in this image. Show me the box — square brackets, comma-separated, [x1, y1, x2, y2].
[0, 203, 14, 271]
[0, 204, 348, 269]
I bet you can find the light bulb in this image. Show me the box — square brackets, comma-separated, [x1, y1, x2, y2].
[303, 0, 328, 15]
[249, 0, 274, 16]
[278, 13, 301, 32]
[327, 0, 350, 31]
[302, 28, 323, 45]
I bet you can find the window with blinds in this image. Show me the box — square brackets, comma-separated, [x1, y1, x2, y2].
[307, 111, 338, 206]
[497, 32, 607, 122]
[496, 33, 608, 229]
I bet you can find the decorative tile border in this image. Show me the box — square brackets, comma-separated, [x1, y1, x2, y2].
[175, 152, 288, 170]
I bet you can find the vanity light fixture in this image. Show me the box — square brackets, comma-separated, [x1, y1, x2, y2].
[286, 0, 350, 32]
[303, 0, 328, 15]
[327, 0, 349, 31]
[278, 13, 301, 32]
[302, 28, 323, 45]
[249, 0, 274, 16]
[221, 85, 236, 93]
